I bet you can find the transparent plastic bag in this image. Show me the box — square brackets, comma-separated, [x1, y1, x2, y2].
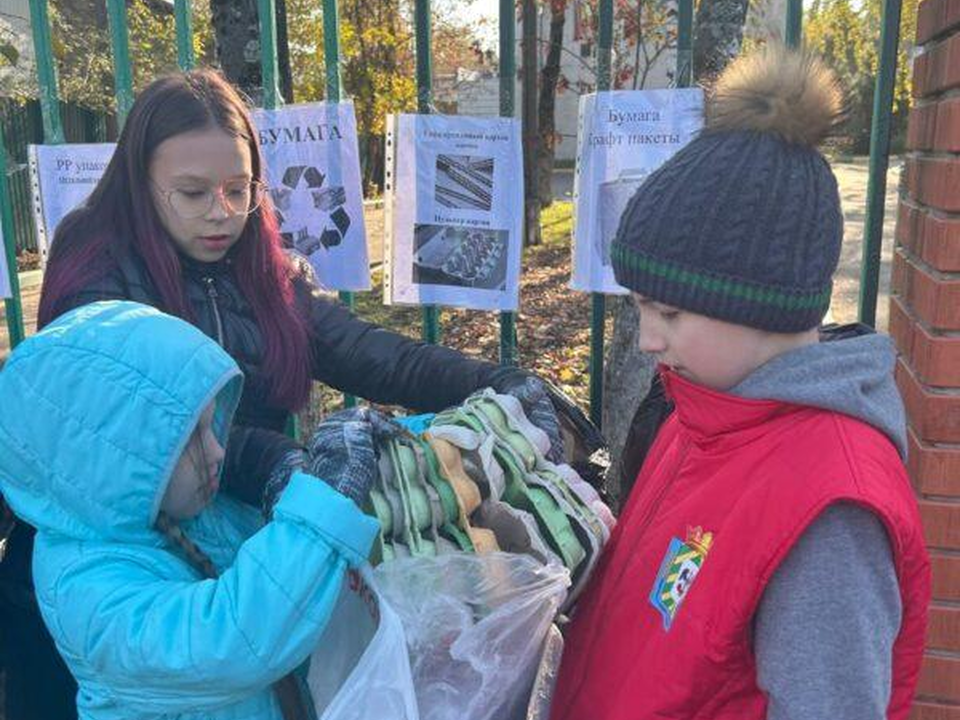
[308, 565, 419, 720]
[373, 553, 570, 720]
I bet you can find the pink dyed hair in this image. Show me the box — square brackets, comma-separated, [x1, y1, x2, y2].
[38, 70, 312, 411]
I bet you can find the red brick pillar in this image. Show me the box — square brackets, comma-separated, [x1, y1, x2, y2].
[891, 0, 960, 716]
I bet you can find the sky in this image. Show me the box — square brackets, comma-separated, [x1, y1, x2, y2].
[459, 0, 510, 49]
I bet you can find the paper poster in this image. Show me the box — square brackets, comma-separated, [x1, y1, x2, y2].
[29, 143, 115, 264]
[254, 103, 370, 291]
[571, 89, 704, 294]
[383, 113, 524, 311]
[0, 220, 10, 299]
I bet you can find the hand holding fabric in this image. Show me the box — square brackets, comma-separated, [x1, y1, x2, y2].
[305, 407, 405, 507]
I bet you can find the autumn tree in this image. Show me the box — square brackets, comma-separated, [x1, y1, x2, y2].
[247, 0, 485, 187]
[209, 0, 295, 104]
[537, 0, 679, 206]
[0, 17, 33, 100]
[22, 0, 213, 113]
[14, 0, 482, 189]
[804, 0, 916, 152]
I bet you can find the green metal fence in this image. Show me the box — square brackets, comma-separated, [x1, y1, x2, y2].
[2, 0, 902, 426]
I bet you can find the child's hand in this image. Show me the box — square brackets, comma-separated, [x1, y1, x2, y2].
[261, 446, 308, 519]
[305, 408, 404, 506]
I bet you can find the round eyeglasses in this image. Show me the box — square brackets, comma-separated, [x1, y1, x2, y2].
[157, 180, 268, 220]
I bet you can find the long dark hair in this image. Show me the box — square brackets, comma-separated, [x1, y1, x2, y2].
[38, 70, 312, 411]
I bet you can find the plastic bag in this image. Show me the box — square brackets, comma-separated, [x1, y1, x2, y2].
[308, 565, 419, 720]
[374, 553, 570, 720]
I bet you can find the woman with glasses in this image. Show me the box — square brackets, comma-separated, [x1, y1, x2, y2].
[4, 69, 593, 720]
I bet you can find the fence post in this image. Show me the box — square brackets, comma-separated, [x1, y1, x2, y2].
[322, 0, 342, 102]
[258, 0, 282, 110]
[858, 0, 902, 328]
[257, 0, 303, 436]
[174, 0, 195, 70]
[588, 0, 614, 428]
[1, 125, 25, 349]
[677, 0, 694, 87]
[319, 0, 358, 408]
[28, 0, 65, 144]
[785, 0, 802, 48]
[414, 0, 441, 344]
[7, 0, 66, 348]
[498, 0, 518, 367]
[105, 0, 135, 126]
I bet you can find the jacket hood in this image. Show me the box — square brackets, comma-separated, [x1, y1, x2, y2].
[730, 333, 906, 458]
[0, 301, 242, 543]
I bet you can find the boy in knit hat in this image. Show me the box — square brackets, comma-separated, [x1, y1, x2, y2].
[549, 46, 930, 720]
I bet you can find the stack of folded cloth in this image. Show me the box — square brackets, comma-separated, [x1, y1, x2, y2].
[361, 389, 615, 607]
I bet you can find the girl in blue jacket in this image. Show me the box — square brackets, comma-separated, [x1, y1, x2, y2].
[0, 300, 381, 720]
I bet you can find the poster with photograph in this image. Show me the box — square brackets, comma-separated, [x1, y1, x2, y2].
[571, 89, 704, 293]
[254, 102, 370, 291]
[0, 221, 10, 299]
[383, 113, 523, 311]
[29, 143, 115, 263]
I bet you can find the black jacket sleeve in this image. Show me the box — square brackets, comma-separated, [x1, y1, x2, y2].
[619, 371, 674, 496]
[297, 277, 516, 412]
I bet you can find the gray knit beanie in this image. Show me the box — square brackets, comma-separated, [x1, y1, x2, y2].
[611, 45, 847, 332]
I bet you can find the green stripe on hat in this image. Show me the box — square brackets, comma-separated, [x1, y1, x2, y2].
[612, 243, 832, 311]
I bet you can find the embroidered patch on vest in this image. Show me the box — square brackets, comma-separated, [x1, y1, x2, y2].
[649, 526, 714, 630]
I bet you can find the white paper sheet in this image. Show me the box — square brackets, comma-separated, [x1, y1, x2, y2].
[29, 143, 115, 264]
[0, 221, 11, 299]
[571, 89, 704, 293]
[384, 113, 524, 311]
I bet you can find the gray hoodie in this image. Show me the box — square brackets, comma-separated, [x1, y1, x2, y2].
[730, 334, 905, 720]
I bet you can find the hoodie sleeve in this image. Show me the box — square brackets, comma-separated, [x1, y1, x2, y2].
[755, 503, 902, 720]
[41, 474, 377, 714]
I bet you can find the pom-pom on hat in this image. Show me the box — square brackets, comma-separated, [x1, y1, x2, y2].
[611, 45, 847, 333]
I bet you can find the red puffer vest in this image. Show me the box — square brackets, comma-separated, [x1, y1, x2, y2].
[551, 369, 930, 720]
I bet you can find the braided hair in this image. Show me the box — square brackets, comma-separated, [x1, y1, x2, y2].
[155, 511, 219, 579]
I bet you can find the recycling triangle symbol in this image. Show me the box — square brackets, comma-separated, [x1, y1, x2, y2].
[271, 164, 352, 254]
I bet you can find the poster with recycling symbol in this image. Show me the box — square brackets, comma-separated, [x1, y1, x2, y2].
[254, 103, 370, 291]
[383, 113, 523, 311]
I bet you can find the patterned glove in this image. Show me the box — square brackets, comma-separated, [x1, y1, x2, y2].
[261, 447, 309, 519]
[305, 407, 405, 507]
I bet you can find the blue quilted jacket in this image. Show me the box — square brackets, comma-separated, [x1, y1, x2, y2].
[0, 301, 378, 719]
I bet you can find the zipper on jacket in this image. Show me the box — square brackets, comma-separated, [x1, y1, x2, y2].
[203, 276, 225, 346]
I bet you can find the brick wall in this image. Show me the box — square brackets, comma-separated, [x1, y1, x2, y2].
[893, 0, 960, 716]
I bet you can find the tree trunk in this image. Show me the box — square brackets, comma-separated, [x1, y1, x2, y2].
[632, 0, 643, 89]
[209, 0, 294, 105]
[536, 0, 566, 208]
[692, 0, 750, 81]
[521, 0, 541, 245]
[362, 133, 384, 192]
[275, 0, 295, 103]
[602, 0, 748, 506]
[602, 297, 656, 504]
